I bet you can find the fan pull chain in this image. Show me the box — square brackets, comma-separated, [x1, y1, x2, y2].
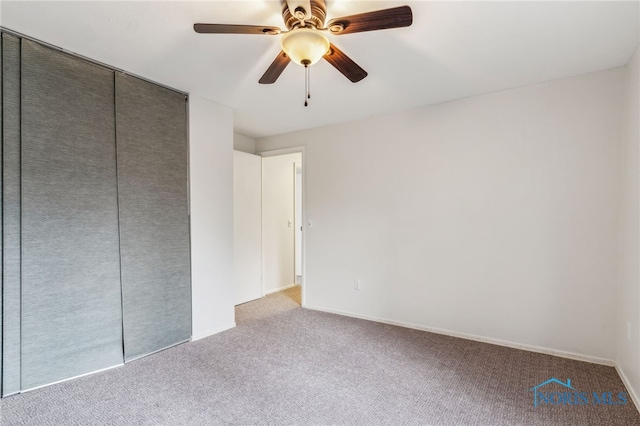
[304, 63, 309, 107]
[301, 59, 311, 107]
[308, 65, 311, 101]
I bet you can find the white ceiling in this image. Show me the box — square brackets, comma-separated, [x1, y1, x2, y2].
[1, 1, 638, 138]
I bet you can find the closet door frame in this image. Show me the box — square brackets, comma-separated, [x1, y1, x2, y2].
[0, 29, 192, 394]
[2, 32, 22, 397]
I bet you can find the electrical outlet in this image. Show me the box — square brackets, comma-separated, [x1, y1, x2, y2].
[354, 280, 361, 290]
[628, 322, 632, 341]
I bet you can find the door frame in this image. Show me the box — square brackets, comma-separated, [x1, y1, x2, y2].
[257, 146, 306, 307]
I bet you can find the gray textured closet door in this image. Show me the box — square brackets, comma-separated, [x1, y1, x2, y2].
[115, 73, 191, 361]
[2, 33, 22, 396]
[20, 40, 124, 390]
[1, 32, 3, 395]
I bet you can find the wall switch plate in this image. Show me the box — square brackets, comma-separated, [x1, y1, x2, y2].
[354, 280, 361, 290]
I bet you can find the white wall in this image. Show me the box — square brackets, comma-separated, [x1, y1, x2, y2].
[234, 132, 256, 154]
[618, 44, 640, 404]
[257, 68, 626, 362]
[189, 95, 235, 340]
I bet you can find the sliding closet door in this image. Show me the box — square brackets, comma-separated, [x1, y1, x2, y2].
[115, 73, 191, 361]
[2, 33, 22, 396]
[20, 40, 124, 390]
[1, 33, 3, 395]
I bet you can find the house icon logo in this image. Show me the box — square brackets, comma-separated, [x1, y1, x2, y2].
[529, 378, 575, 408]
[529, 378, 628, 407]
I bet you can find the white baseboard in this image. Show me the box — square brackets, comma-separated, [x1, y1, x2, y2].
[265, 283, 296, 295]
[616, 364, 640, 412]
[191, 322, 236, 341]
[305, 304, 615, 367]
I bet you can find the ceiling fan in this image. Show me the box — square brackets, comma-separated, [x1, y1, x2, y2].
[194, 0, 413, 105]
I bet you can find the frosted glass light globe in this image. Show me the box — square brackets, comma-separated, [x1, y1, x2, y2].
[281, 28, 330, 66]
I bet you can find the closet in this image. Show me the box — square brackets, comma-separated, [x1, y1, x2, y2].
[1, 32, 191, 396]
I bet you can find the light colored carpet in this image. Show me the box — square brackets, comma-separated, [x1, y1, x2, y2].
[1, 285, 638, 425]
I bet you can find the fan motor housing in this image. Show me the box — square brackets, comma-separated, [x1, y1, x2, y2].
[282, 0, 327, 30]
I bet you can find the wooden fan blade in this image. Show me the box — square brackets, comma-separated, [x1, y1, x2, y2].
[259, 51, 291, 84]
[194, 24, 281, 35]
[326, 5, 412, 35]
[323, 44, 367, 83]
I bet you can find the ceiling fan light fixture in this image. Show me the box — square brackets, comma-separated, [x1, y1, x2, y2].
[280, 28, 329, 66]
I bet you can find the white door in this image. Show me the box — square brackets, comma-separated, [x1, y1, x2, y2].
[233, 151, 262, 305]
[262, 153, 301, 294]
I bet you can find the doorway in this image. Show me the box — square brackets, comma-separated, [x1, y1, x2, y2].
[233, 148, 304, 307]
[261, 152, 303, 296]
